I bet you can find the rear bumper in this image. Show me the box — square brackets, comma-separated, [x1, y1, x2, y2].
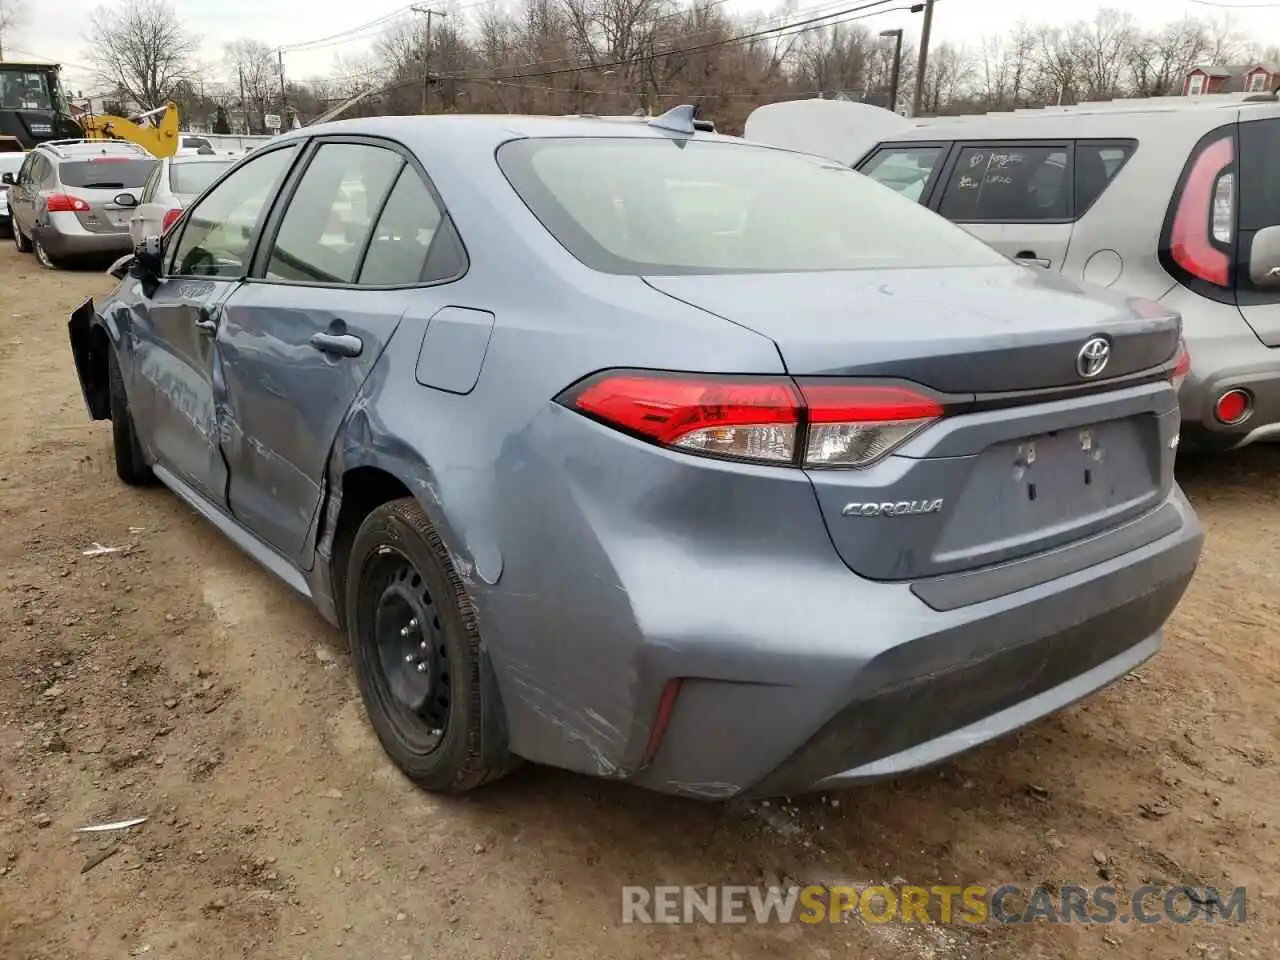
[37, 212, 133, 259]
[481, 407, 1204, 800]
[635, 491, 1201, 799]
[1179, 327, 1280, 450]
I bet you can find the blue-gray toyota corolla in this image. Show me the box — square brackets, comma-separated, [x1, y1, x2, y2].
[66, 106, 1204, 800]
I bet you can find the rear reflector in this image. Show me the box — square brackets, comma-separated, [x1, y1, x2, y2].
[559, 371, 944, 468]
[1168, 135, 1234, 288]
[46, 193, 90, 213]
[1215, 389, 1252, 425]
[639, 679, 682, 768]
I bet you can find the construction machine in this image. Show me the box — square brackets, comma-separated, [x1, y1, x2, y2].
[81, 102, 182, 158]
[0, 60, 83, 151]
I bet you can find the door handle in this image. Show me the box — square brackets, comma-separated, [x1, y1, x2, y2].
[310, 332, 363, 358]
[1014, 250, 1052, 269]
[195, 306, 217, 336]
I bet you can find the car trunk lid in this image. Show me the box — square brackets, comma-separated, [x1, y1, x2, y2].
[644, 264, 1183, 581]
[58, 157, 154, 234]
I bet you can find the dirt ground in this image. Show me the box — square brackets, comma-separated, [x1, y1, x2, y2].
[0, 245, 1277, 960]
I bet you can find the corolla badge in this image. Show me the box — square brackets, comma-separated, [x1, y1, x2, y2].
[841, 499, 944, 518]
[1076, 337, 1111, 378]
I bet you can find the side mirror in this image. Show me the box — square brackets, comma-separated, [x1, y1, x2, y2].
[1249, 225, 1280, 289]
[1, 172, 13, 185]
[132, 234, 164, 279]
[114, 192, 139, 208]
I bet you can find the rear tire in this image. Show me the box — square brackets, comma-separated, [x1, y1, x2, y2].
[346, 498, 517, 794]
[12, 222, 30, 253]
[107, 346, 154, 486]
[32, 234, 60, 270]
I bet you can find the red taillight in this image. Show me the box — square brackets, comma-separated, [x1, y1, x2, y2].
[1171, 339, 1191, 392]
[1169, 135, 1233, 287]
[46, 193, 89, 213]
[560, 371, 943, 468]
[162, 207, 182, 232]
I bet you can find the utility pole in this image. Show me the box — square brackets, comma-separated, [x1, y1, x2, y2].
[879, 28, 903, 114]
[238, 63, 248, 134]
[412, 6, 447, 114]
[277, 47, 287, 124]
[911, 0, 935, 118]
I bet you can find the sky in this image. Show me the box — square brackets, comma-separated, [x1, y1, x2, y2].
[7, 0, 1280, 97]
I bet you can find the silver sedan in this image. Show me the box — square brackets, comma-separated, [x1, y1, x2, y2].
[127, 153, 235, 244]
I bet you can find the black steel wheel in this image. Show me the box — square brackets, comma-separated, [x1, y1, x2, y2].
[366, 549, 452, 753]
[346, 498, 517, 793]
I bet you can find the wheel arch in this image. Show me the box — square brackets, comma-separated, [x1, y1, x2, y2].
[313, 434, 501, 636]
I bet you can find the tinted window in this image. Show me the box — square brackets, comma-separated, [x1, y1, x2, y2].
[1075, 141, 1135, 213]
[266, 143, 403, 284]
[860, 146, 943, 202]
[498, 138, 1005, 275]
[1239, 118, 1280, 231]
[358, 168, 445, 285]
[58, 158, 156, 189]
[171, 145, 297, 278]
[939, 146, 1070, 222]
[170, 160, 233, 197]
[140, 164, 162, 203]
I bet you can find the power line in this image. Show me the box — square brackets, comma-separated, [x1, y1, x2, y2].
[1186, 0, 1280, 6]
[450, 0, 910, 83]
[280, 5, 417, 52]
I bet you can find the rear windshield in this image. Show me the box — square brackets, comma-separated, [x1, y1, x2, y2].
[59, 158, 155, 190]
[497, 137, 1007, 275]
[170, 160, 233, 196]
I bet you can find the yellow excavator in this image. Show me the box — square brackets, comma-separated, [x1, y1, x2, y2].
[81, 102, 182, 158]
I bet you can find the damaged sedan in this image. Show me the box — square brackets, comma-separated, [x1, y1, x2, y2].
[68, 107, 1203, 800]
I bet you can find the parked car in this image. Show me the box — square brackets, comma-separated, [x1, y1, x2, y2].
[175, 134, 215, 156]
[4, 138, 155, 268]
[0, 150, 24, 236]
[747, 94, 1280, 454]
[66, 108, 1203, 800]
[128, 153, 236, 245]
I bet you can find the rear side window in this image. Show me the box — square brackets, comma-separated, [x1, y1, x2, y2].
[498, 138, 1007, 275]
[938, 145, 1071, 222]
[859, 146, 943, 202]
[1075, 141, 1136, 213]
[358, 168, 446, 285]
[170, 160, 233, 197]
[1158, 126, 1236, 302]
[265, 142, 404, 285]
[58, 158, 155, 189]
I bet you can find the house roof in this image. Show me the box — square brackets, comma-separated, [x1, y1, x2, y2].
[1189, 63, 1280, 92]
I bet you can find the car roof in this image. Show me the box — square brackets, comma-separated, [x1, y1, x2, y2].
[881, 93, 1280, 143]
[37, 139, 152, 161]
[168, 152, 234, 164]
[273, 112, 739, 155]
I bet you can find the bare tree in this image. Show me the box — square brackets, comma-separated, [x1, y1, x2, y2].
[225, 39, 277, 132]
[1075, 8, 1139, 101]
[85, 0, 197, 110]
[0, 0, 27, 60]
[919, 42, 973, 114]
[1128, 17, 1210, 97]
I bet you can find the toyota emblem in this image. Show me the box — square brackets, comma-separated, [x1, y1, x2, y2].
[1076, 337, 1111, 378]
